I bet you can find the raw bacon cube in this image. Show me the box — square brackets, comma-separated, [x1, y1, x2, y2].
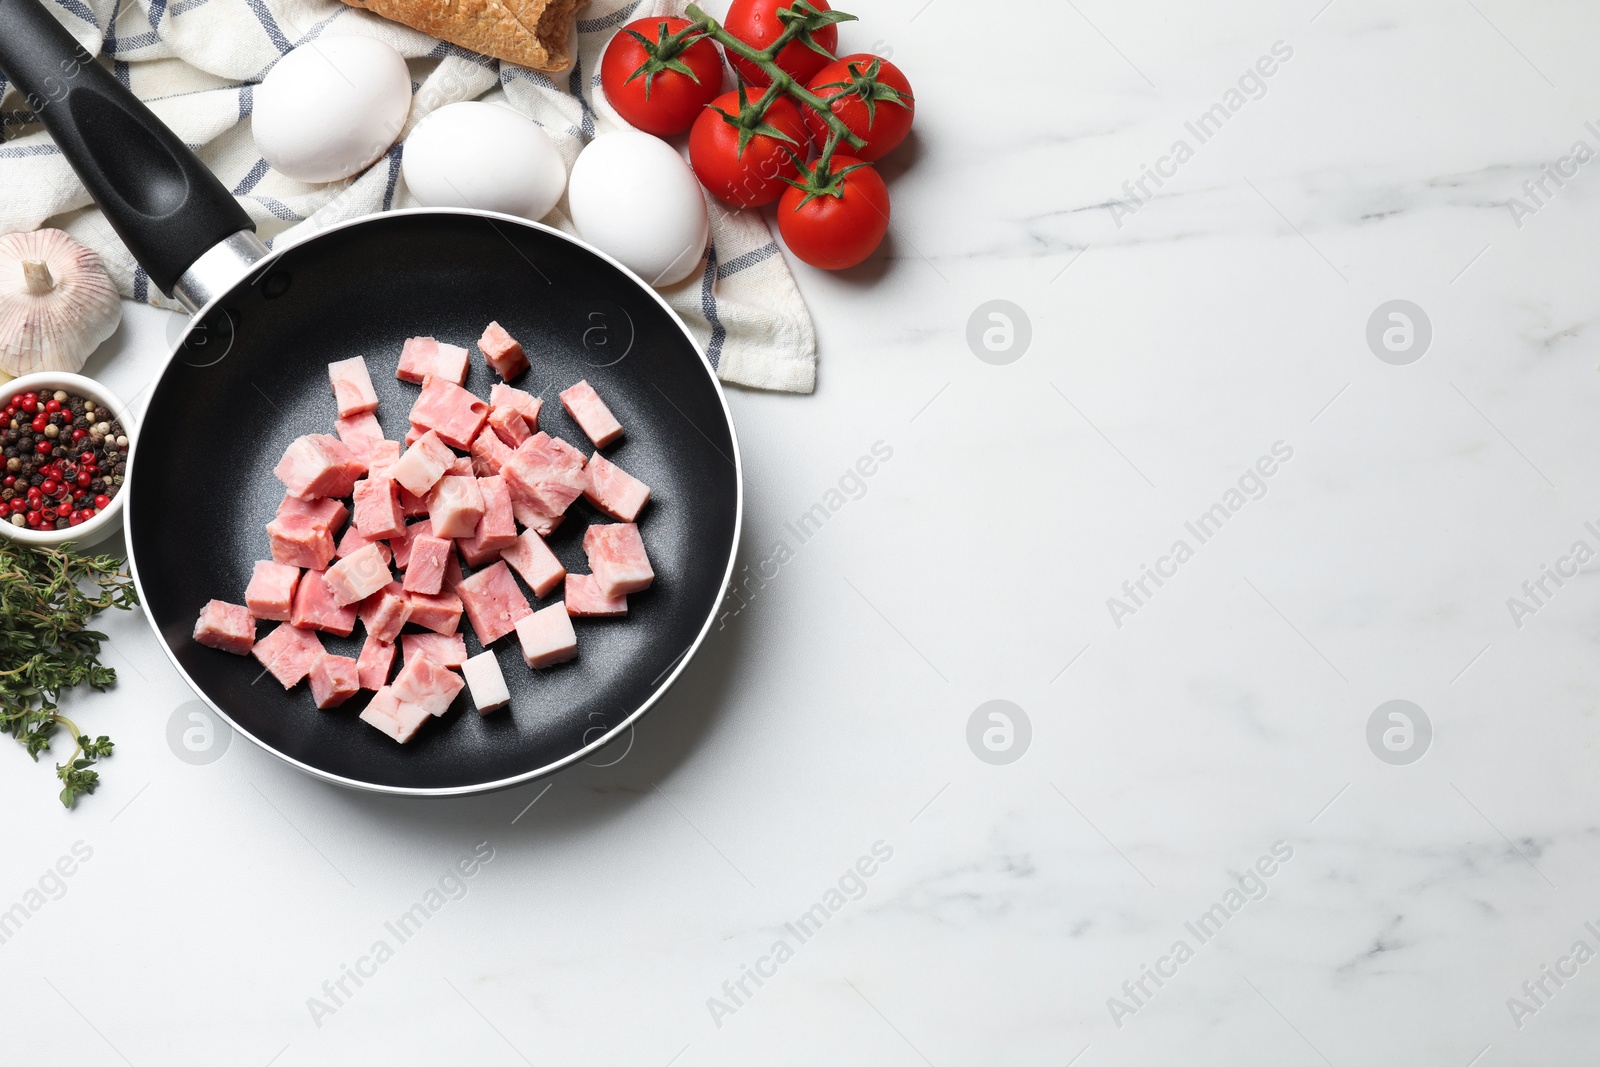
[500, 529, 565, 598]
[267, 514, 336, 571]
[402, 534, 452, 595]
[456, 561, 532, 645]
[470, 427, 514, 476]
[402, 632, 467, 668]
[564, 574, 627, 617]
[325, 543, 392, 607]
[397, 336, 469, 385]
[334, 410, 384, 452]
[409, 376, 490, 449]
[458, 476, 518, 566]
[194, 600, 255, 655]
[407, 589, 464, 635]
[388, 429, 455, 498]
[502, 432, 588, 516]
[461, 650, 510, 713]
[390, 655, 465, 716]
[447, 455, 475, 477]
[583, 452, 651, 522]
[290, 570, 358, 635]
[427, 475, 484, 539]
[398, 484, 430, 517]
[515, 602, 578, 667]
[360, 687, 432, 743]
[245, 560, 300, 622]
[274, 433, 363, 500]
[309, 653, 361, 708]
[359, 582, 412, 644]
[335, 524, 393, 565]
[252, 623, 324, 688]
[442, 550, 465, 592]
[277, 493, 347, 532]
[389, 520, 431, 568]
[478, 321, 529, 381]
[363, 439, 402, 476]
[488, 405, 531, 448]
[404, 424, 424, 447]
[560, 380, 623, 447]
[352, 477, 406, 540]
[328, 356, 379, 418]
[584, 522, 654, 598]
[490, 382, 541, 426]
[357, 634, 397, 689]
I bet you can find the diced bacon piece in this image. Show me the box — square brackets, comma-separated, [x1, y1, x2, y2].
[491, 382, 542, 426]
[403, 534, 452, 595]
[267, 513, 336, 571]
[443, 550, 465, 592]
[390, 655, 465, 716]
[290, 570, 358, 635]
[456, 561, 532, 645]
[447, 455, 475, 477]
[471, 427, 514, 476]
[388, 429, 455, 497]
[500, 529, 565, 598]
[335, 524, 393, 565]
[405, 424, 424, 447]
[560, 380, 623, 448]
[427, 475, 484, 539]
[389, 520, 430, 568]
[357, 634, 397, 689]
[511, 496, 563, 537]
[407, 589, 464, 635]
[360, 687, 432, 743]
[397, 336, 469, 385]
[252, 624, 324, 688]
[358, 582, 412, 644]
[458, 476, 518, 565]
[584, 522, 654, 598]
[334, 410, 384, 451]
[328, 356, 379, 418]
[402, 632, 467, 668]
[310, 653, 361, 708]
[502, 431, 588, 516]
[351, 477, 405, 540]
[478, 321, 529, 381]
[398, 484, 429, 517]
[325, 543, 392, 606]
[516, 602, 578, 667]
[274, 434, 363, 500]
[277, 493, 347, 531]
[194, 599, 255, 655]
[245, 560, 300, 622]
[583, 453, 651, 522]
[564, 574, 627, 617]
[461, 650, 510, 713]
[409, 376, 490, 449]
[363, 439, 403, 476]
[488, 405, 531, 448]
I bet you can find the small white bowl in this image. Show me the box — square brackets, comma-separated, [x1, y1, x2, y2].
[0, 371, 135, 550]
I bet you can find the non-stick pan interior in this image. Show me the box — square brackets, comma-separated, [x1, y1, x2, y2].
[130, 211, 740, 791]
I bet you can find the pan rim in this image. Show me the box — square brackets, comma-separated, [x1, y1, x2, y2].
[125, 207, 745, 797]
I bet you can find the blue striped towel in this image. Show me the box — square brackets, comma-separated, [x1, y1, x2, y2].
[0, 0, 818, 392]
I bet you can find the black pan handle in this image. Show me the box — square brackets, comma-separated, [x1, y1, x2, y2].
[0, 0, 255, 296]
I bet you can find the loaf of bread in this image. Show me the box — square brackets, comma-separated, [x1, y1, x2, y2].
[338, 0, 585, 72]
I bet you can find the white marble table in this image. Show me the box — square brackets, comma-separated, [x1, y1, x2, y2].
[10, 1, 1600, 1063]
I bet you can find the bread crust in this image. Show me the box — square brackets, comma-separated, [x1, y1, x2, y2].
[339, 0, 585, 72]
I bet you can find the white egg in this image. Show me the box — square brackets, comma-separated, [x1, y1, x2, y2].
[568, 132, 709, 288]
[253, 37, 412, 184]
[402, 102, 567, 222]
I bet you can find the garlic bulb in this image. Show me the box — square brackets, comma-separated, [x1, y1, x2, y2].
[0, 229, 122, 376]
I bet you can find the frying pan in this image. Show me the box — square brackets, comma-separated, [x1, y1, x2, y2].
[0, 0, 743, 794]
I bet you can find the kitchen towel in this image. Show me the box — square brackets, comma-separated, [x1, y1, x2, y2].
[0, 0, 818, 392]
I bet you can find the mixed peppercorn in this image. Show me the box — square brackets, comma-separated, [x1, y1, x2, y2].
[0, 389, 126, 531]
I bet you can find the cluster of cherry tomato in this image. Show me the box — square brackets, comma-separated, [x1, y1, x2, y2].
[599, 0, 914, 270]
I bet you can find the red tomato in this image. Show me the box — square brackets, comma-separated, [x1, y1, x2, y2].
[600, 17, 724, 136]
[723, 0, 840, 88]
[777, 157, 889, 270]
[803, 54, 914, 161]
[690, 92, 808, 207]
